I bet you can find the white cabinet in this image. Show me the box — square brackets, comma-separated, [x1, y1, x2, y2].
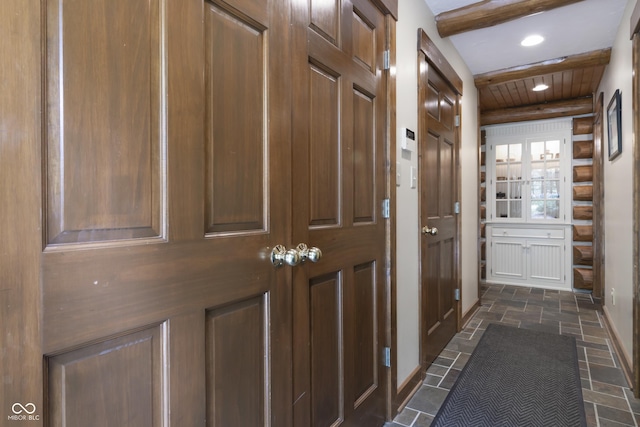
[488, 135, 570, 223]
[484, 119, 573, 290]
[487, 225, 571, 290]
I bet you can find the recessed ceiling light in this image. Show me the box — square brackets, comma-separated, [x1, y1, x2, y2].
[533, 84, 549, 92]
[521, 35, 544, 47]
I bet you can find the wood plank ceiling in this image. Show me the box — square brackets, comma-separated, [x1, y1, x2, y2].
[433, 0, 612, 125]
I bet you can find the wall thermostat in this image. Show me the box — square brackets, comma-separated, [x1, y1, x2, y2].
[400, 127, 416, 152]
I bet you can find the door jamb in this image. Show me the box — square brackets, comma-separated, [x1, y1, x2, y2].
[631, 0, 640, 398]
[0, 1, 44, 420]
[385, 14, 398, 422]
[593, 94, 605, 304]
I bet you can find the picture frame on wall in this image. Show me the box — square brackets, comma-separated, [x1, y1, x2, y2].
[607, 89, 622, 160]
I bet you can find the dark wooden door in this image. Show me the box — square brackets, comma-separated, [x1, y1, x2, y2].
[39, 0, 292, 425]
[291, 0, 388, 425]
[3, 0, 393, 425]
[419, 57, 460, 367]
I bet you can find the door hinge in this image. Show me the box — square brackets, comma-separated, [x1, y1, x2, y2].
[455, 115, 460, 127]
[383, 347, 391, 367]
[454, 201, 460, 214]
[454, 289, 460, 301]
[382, 198, 390, 219]
[383, 50, 390, 70]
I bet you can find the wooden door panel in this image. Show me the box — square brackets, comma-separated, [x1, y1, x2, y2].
[310, 273, 343, 427]
[440, 139, 455, 221]
[39, 0, 293, 425]
[205, 3, 266, 233]
[45, 0, 163, 245]
[349, 261, 377, 405]
[419, 42, 460, 368]
[426, 84, 440, 119]
[310, 0, 341, 43]
[423, 238, 455, 366]
[48, 325, 166, 427]
[440, 96, 454, 131]
[425, 132, 439, 218]
[42, 238, 276, 353]
[440, 238, 455, 317]
[309, 65, 341, 227]
[293, 1, 387, 424]
[353, 90, 376, 224]
[425, 242, 440, 331]
[352, 10, 376, 73]
[206, 296, 267, 426]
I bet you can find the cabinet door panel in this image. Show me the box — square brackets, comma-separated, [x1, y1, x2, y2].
[492, 240, 526, 279]
[528, 240, 564, 282]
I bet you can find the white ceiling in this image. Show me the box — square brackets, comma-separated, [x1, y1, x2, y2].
[423, 0, 629, 75]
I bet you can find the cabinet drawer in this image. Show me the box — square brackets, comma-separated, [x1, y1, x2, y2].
[491, 227, 564, 239]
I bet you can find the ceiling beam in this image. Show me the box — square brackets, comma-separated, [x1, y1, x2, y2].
[436, 0, 584, 38]
[480, 97, 593, 126]
[474, 48, 611, 88]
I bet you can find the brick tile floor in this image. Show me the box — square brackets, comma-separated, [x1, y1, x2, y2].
[385, 284, 640, 427]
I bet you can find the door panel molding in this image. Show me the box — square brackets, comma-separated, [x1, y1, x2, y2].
[45, 0, 165, 245]
[309, 273, 344, 427]
[206, 295, 269, 426]
[47, 324, 168, 426]
[205, 3, 268, 235]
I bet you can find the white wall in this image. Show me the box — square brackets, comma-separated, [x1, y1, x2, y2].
[597, 0, 636, 364]
[395, 0, 479, 387]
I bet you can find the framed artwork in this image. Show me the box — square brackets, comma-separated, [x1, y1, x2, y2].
[607, 89, 622, 160]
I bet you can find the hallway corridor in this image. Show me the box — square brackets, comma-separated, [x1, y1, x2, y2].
[389, 284, 640, 427]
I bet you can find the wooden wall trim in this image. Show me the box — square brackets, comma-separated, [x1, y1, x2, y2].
[631, 0, 640, 39]
[418, 29, 463, 95]
[603, 306, 635, 391]
[480, 97, 594, 126]
[632, 32, 640, 398]
[393, 366, 423, 414]
[435, 0, 583, 38]
[374, 0, 398, 20]
[387, 15, 398, 421]
[474, 49, 612, 88]
[0, 0, 44, 417]
[462, 299, 481, 327]
[593, 93, 605, 303]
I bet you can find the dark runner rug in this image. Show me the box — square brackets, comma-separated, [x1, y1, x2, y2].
[431, 323, 587, 427]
